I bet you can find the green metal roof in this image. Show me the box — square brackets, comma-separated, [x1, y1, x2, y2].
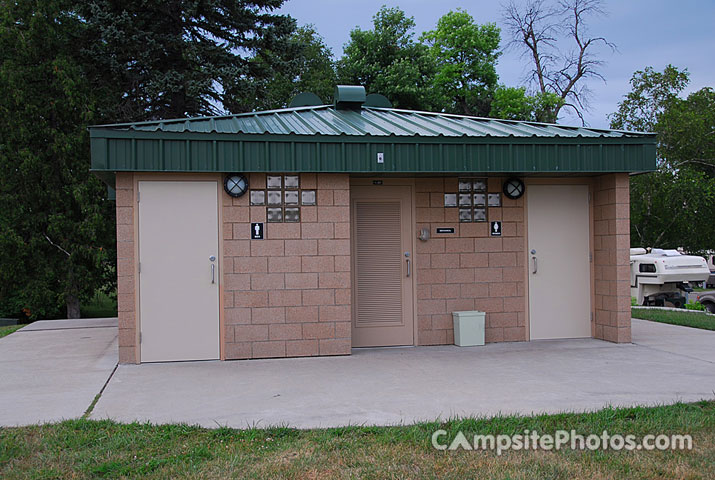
[90, 104, 657, 181]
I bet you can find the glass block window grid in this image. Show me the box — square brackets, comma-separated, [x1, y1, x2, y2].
[249, 175, 315, 222]
[445, 177, 496, 223]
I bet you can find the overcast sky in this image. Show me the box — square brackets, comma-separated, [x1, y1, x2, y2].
[278, 0, 714, 129]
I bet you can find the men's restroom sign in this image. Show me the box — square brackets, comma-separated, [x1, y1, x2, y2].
[490, 221, 502, 237]
[251, 222, 264, 240]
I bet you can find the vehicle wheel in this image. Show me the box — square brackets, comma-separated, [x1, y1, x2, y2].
[704, 302, 715, 314]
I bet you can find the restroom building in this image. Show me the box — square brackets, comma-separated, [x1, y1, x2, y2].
[89, 86, 656, 363]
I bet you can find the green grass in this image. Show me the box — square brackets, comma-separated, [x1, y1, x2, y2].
[632, 308, 715, 331]
[0, 325, 21, 339]
[1, 401, 714, 479]
[80, 291, 117, 318]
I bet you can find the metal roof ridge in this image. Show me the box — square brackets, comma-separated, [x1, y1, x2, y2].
[89, 105, 334, 130]
[364, 106, 656, 136]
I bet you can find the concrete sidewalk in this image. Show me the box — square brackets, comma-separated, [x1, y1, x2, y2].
[0, 318, 117, 426]
[91, 319, 715, 429]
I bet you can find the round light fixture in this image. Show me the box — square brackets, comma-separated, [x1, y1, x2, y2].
[503, 178, 525, 199]
[224, 174, 248, 198]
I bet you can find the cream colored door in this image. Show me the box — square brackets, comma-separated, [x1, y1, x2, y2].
[138, 181, 220, 362]
[528, 184, 591, 340]
[351, 185, 414, 347]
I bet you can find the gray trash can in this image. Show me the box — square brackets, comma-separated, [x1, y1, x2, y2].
[452, 311, 485, 346]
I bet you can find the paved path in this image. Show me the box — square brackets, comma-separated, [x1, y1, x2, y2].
[2, 318, 713, 428]
[0, 318, 117, 426]
[91, 319, 715, 428]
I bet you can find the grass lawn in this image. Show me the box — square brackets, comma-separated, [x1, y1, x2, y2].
[0, 325, 21, 339]
[80, 291, 117, 318]
[632, 308, 715, 331]
[1, 401, 713, 479]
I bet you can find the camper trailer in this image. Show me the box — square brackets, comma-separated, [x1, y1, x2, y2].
[630, 248, 710, 307]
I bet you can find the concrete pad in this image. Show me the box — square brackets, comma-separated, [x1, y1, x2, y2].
[92, 320, 715, 429]
[0, 320, 117, 426]
[632, 318, 715, 363]
[19, 317, 118, 331]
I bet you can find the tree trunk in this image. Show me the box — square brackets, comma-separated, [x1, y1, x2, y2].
[66, 294, 81, 319]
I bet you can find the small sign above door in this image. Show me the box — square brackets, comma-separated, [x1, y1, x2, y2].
[490, 221, 502, 237]
[251, 222, 264, 240]
[436, 227, 455, 234]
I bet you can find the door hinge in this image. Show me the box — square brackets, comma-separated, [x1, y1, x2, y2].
[588, 192, 592, 203]
[137, 190, 140, 203]
[589, 252, 593, 263]
[139, 332, 142, 343]
[138, 262, 141, 274]
[590, 312, 594, 322]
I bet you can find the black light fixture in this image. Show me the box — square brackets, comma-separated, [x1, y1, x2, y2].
[503, 177, 525, 199]
[224, 173, 248, 198]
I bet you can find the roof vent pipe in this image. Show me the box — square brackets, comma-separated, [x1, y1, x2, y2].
[334, 85, 366, 110]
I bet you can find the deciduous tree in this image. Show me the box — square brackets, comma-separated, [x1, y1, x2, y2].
[422, 10, 501, 116]
[503, 0, 615, 123]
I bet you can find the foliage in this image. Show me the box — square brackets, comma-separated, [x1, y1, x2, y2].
[610, 65, 715, 252]
[685, 302, 706, 312]
[609, 65, 689, 132]
[490, 86, 564, 122]
[227, 24, 337, 111]
[629, 169, 715, 252]
[78, 0, 296, 120]
[0, 0, 115, 319]
[421, 10, 501, 116]
[336, 6, 438, 110]
[503, 0, 616, 123]
[658, 87, 715, 176]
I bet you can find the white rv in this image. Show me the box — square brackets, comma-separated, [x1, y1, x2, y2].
[630, 248, 710, 307]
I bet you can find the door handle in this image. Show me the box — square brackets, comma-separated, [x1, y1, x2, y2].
[406, 259, 411, 277]
[209, 255, 216, 284]
[532, 256, 538, 274]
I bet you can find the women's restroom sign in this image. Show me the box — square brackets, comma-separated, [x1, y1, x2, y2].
[490, 221, 501, 237]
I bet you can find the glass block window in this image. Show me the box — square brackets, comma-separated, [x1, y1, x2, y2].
[254, 175, 313, 223]
[284, 175, 299, 189]
[444, 193, 457, 207]
[301, 190, 316, 206]
[284, 190, 299, 205]
[250, 190, 265, 206]
[267, 176, 282, 189]
[267, 190, 281, 206]
[267, 207, 283, 222]
[451, 178, 489, 222]
[488, 193, 501, 207]
[284, 208, 300, 222]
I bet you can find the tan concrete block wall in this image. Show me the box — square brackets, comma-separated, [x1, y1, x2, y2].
[415, 177, 527, 345]
[223, 173, 352, 359]
[593, 173, 631, 342]
[115, 173, 137, 363]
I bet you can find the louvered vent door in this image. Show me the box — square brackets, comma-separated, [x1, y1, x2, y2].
[351, 185, 414, 347]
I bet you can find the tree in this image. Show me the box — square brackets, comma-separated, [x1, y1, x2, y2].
[238, 25, 337, 110]
[421, 10, 501, 116]
[490, 86, 563, 122]
[503, 0, 615, 123]
[609, 65, 689, 132]
[0, 0, 115, 319]
[336, 6, 437, 110]
[610, 65, 715, 252]
[657, 87, 715, 176]
[78, 0, 296, 120]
